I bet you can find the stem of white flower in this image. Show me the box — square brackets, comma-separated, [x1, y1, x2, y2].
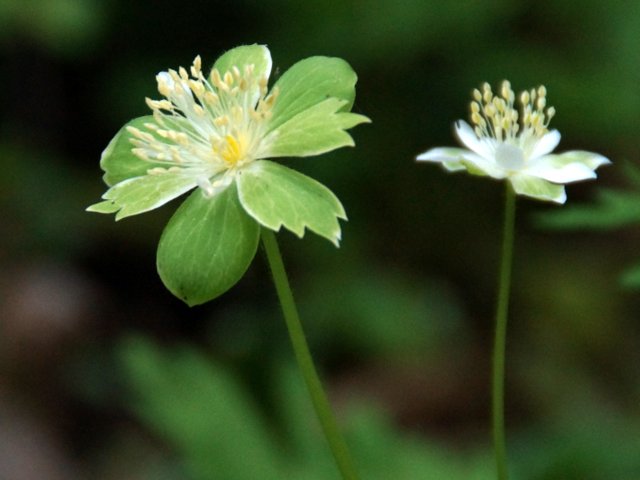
[492, 183, 516, 480]
[260, 228, 360, 480]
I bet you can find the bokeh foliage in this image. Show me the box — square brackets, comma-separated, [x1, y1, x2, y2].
[1, 1, 639, 479]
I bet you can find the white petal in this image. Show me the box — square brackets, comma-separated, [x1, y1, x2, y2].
[417, 147, 504, 178]
[525, 151, 610, 183]
[417, 147, 470, 172]
[417, 147, 469, 162]
[528, 130, 561, 159]
[524, 162, 595, 183]
[454, 120, 494, 159]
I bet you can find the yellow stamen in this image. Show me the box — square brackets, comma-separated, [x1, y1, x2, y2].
[469, 80, 555, 141]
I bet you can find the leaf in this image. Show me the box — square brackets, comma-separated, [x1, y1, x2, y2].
[90, 173, 197, 220]
[262, 98, 369, 158]
[535, 188, 640, 230]
[99, 116, 166, 186]
[118, 336, 284, 480]
[620, 160, 640, 188]
[156, 185, 259, 306]
[237, 160, 346, 246]
[267, 56, 362, 132]
[620, 262, 640, 289]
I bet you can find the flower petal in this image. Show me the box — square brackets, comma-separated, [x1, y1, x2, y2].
[212, 44, 272, 102]
[267, 56, 360, 133]
[528, 129, 561, 159]
[260, 98, 369, 158]
[553, 150, 611, 169]
[509, 174, 567, 203]
[417, 146, 505, 178]
[98, 174, 198, 220]
[417, 147, 470, 171]
[99, 116, 167, 186]
[237, 160, 346, 246]
[525, 150, 611, 183]
[454, 120, 494, 159]
[157, 185, 260, 306]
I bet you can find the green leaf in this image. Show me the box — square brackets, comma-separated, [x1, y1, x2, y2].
[118, 337, 284, 480]
[157, 185, 259, 306]
[100, 116, 166, 187]
[94, 173, 197, 220]
[535, 188, 640, 230]
[509, 175, 567, 203]
[621, 160, 640, 188]
[620, 262, 640, 289]
[237, 160, 346, 246]
[263, 98, 369, 158]
[267, 56, 361, 132]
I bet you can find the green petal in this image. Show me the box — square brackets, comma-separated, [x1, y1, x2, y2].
[100, 116, 166, 187]
[236, 160, 346, 246]
[213, 44, 271, 103]
[98, 174, 197, 220]
[262, 98, 369, 158]
[157, 185, 260, 306]
[509, 175, 567, 204]
[546, 150, 611, 170]
[213, 44, 271, 78]
[267, 56, 361, 132]
[86, 199, 120, 214]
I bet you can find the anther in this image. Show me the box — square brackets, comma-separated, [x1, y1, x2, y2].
[204, 91, 218, 105]
[191, 55, 202, 77]
[211, 69, 222, 87]
[189, 80, 205, 97]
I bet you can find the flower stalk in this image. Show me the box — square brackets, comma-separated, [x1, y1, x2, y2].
[260, 228, 359, 480]
[492, 183, 516, 480]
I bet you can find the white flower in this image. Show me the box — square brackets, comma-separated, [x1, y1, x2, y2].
[417, 81, 610, 203]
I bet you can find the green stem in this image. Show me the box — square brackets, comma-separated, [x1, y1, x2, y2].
[492, 184, 516, 480]
[260, 228, 359, 480]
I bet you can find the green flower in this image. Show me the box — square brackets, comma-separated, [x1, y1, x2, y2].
[417, 81, 610, 203]
[88, 45, 369, 305]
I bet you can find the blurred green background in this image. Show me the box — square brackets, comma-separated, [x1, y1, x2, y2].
[1, 1, 640, 479]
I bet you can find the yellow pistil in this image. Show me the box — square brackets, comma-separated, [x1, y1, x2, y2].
[217, 134, 248, 166]
[470, 81, 555, 142]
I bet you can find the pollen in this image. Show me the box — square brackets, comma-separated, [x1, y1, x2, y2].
[469, 80, 555, 142]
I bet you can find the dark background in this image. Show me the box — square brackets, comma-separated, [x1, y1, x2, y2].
[1, 1, 639, 479]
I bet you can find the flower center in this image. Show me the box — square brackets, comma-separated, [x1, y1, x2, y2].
[217, 133, 247, 166]
[128, 54, 279, 187]
[469, 81, 555, 144]
[495, 143, 524, 170]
